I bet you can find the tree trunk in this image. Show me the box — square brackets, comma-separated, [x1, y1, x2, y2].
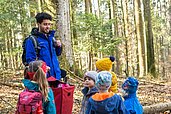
[89, 0, 92, 13]
[37, 0, 42, 12]
[134, 0, 146, 77]
[144, 0, 156, 77]
[111, 0, 120, 74]
[70, 0, 78, 72]
[167, 0, 171, 56]
[56, 0, 74, 68]
[169, 0, 171, 35]
[122, 0, 129, 76]
[85, 0, 90, 13]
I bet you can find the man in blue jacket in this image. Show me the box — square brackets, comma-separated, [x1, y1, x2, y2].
[25, 12, 62, 79]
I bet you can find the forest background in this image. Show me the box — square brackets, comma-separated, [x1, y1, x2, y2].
[0, 0, 171, 113]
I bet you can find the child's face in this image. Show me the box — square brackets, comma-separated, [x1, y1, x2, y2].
[83, 77, 95, 88]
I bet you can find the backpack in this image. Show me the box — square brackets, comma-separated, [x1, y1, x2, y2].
[22, 35, 40, 66]
[15, 89, 43, 114]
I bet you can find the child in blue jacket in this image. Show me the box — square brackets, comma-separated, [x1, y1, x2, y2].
[23, 60, 56, 114]
[86, 71, 129, 114]
[122, 77, 143, 114]
[80, 71, 98, 114]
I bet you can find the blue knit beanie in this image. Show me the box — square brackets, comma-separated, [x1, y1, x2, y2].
[122, 77, 139, 94]
[95, 71, 112, 91]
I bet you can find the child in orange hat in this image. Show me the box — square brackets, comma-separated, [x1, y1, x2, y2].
[95, 56, 118, 93]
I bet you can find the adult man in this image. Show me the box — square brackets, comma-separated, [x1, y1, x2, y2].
[25, 12, 62, 79]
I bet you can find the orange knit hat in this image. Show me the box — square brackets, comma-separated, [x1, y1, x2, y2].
[95, 56, 115, 71]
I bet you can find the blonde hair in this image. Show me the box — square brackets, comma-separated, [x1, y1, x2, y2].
[28, 60, 49, 101]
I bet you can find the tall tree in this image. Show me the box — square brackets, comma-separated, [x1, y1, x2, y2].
[37, 0, 42, 12]
[122, 0, 129, 76]
[85, 0, 93, 70]
[85, 0, 91, 13]
[56, 0, 74, 68]
[144, 0, 156, 76]
[111, 0, 120, 74]
[169, 0, 171, 35]
[134, 0, 146, 77]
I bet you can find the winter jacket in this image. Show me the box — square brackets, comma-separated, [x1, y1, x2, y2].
[80, 87, 98, 114]
[86, 92, 129, 114]
[123, 93, 143, 114]
[25, 28, 62, 79]
[22, 79, 56, 114]
[122, 77, 143, 114]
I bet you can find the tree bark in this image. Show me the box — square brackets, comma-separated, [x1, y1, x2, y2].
[122, 0, 129, 76]
[85, 0, 90, 13]
[134, 0, 146, 77]
[56, 0, 74, 68]
[169, 2, 171, 35]
[144, 0, 156, 77]
[37, 0, 42, 12]
[111, 0, 120, 74]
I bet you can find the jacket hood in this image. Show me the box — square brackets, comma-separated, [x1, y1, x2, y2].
[89, 94, 121, 113]
[82, 87, 98, 96]
[31, 27, 55, 37]
[122, 77, 138, 94]
[22, 79, 39, 91]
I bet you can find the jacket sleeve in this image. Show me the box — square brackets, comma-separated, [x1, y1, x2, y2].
[118, 95, 130, 114]
[124, 97, 143, 114]
[109, 72, 118, 93]
[25, 38, 37, 64]
[85, 98, 92, 114]
[43, 88, 56, 114]
[55, 46, 62, 56]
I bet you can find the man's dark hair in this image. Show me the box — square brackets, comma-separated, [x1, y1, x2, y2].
[35, 12, 52, 23]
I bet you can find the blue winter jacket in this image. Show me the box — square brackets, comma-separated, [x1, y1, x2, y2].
[80, 87, 98, 114]
[22, 79, 56, 114]
[25, 28, 62, 79]
[123, 93, 143, 114]
[122, 77, 143, 114]
[86, 94, 129, 114]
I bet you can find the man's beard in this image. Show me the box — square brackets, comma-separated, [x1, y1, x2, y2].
[38, 27, 50, 34]
[41, 29, 50, 34]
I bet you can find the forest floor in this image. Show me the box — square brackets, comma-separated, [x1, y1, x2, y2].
[0, 69, 171, 114]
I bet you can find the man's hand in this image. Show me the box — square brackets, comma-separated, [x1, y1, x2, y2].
[54, 40, 61, 47]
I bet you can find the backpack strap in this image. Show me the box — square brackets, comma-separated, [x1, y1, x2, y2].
[29, 35, 40, 60]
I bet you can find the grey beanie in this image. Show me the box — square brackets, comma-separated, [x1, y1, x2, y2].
[84, 71, 97, 81]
